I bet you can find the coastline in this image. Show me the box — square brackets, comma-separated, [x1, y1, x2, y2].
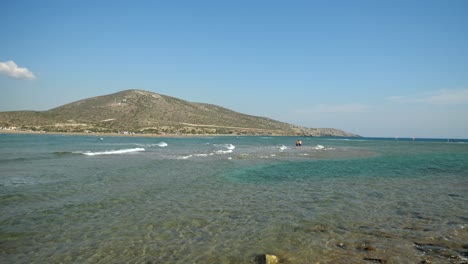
[2, 130, 466, 142]
[0, 129, 252, 138]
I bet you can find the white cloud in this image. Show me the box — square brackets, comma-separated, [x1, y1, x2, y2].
[0, 60, 36, 80]
[388, 89, 468, 105]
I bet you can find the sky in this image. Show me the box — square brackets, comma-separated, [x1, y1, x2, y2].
[1, 0, 468, 138]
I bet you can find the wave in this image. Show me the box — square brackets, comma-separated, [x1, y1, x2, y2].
[213, 144, 235, 154]
[157, 142, 168, 147]
[175, 143, 236, 159]
[194, 153, 211, 157]
[136, 142, 168, 148]
[313, 145, 335, 150]
[279, 145, 288, 151]
[214, 144, 235, 150]
[215, 149, 233, 154]
[178, 155, 193, 159]
[177, 144, 236, 158]
[147, 142, 167, 147]
[77, 148, 146, 156]
[178, 152, 216, 159]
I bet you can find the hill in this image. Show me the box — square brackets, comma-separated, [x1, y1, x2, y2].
[0, 89, 358, 136]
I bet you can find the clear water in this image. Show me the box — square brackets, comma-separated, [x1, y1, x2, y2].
[1, 134, 467, 263]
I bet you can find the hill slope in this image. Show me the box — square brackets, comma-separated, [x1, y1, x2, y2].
[0, 89, 358, 136]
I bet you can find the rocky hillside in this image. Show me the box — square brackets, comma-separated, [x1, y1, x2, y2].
[0, 89, 358, 136]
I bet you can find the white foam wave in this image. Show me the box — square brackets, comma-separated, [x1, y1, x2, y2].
[156, 142, 168, 147]
[137, 142, 167, 147]
[213, 144, 235, 154]
[279, 145, 287, 151]
[214, 144, 235, 150]
[178, 155, 193, 159]
[79, 148, 146, 156]
[215, 149, 233, 154]
[315, 145, 325, 150]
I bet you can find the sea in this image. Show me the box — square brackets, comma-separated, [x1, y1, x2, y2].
[0, 134, 467, 264]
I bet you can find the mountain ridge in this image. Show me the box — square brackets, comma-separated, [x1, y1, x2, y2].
[0, 89, 359, 137]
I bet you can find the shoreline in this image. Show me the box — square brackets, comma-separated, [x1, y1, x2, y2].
[2, 130, 465, 141]
[0, 130, 273, 138]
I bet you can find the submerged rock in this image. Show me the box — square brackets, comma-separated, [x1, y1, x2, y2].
[356, 241, 376, 252]
[254, 254, 279, 264]
[413, 242, 462, 261]
[363, 257, 386, 263]
[336, 242, 348, 250]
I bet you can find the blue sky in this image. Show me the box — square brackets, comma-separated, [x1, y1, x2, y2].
[1, 0, 467, 138]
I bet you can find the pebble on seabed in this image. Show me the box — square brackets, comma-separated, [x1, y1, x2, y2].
[254, 254, 279, 264]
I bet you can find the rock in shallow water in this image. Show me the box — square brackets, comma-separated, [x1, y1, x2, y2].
[356, 241, 376, 252]
[254, 254, 279, 264]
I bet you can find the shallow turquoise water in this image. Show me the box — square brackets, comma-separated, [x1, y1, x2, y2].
[0, 134, 467, 263]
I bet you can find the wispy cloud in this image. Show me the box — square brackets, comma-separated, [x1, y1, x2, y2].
[0, 60, 36, 80]
[296, 103, 371, 114]
[388, 89, 468, 105]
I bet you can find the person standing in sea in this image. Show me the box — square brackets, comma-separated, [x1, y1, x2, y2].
[295, 139, 302, 148]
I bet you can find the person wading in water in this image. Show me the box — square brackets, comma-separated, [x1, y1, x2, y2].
[295, 139, 302, 148]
